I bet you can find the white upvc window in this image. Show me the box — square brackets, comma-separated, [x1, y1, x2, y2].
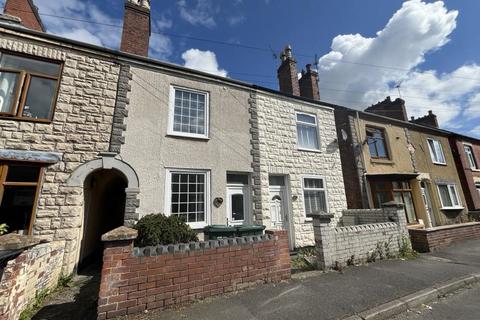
[168, 86, 209, 139]
[427, 138, 446, 165]
[296, 112, 320, 151]
[165, 169, 210, 229]
[302, 176, 328, 217]
[437, 183, 463, 209]
[464, 144, 478, 170]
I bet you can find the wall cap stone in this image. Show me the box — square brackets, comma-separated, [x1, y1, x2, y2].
[0, 233, 48, 250]
[101, 226, 138, 242]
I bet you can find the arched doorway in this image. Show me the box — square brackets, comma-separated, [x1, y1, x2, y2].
[79, 169, 127, 267]
[67, 153, 140, 269]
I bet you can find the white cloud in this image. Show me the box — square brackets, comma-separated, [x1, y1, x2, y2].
[227, 15, 245, 26]
[177, 0, 217, 28]
[181, 49, 227, 77]
[316, 0, 480, 132]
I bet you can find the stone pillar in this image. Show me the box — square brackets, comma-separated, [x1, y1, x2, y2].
[307, 211, 334, 270]
[97, 227, 137, 320]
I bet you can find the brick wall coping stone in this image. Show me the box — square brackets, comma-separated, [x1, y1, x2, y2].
[132, 234, 275, 257]
[343, 209, 384, 214]
[334, 222, 398, 233]
[101, 226, 138, 242]
[413, 222, 480, 233]
[0, 233, 47, 251]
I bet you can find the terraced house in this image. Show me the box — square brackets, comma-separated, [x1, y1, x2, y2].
[0, 0, 347, 274]
[335, 97, 469, 231]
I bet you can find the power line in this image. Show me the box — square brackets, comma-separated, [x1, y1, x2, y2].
[9, 7, 480, 83]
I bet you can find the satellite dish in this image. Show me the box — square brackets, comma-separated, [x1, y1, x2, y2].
[341, 129, 348, 141]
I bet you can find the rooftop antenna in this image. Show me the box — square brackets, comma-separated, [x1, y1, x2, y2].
[395, 80, 403, 98]
[269, 45, 278, 60]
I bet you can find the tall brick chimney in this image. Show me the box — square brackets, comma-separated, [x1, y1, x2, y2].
[120, 0, 151, 57]
[365, 96, 408, 121]
[299, 64, 320, 100]
[410, 110, 439, 128]
[3, 0, 45, 32]
[277, 45, 300, 96]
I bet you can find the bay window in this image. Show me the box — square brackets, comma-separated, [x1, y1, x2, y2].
[0, 53, 61, 121]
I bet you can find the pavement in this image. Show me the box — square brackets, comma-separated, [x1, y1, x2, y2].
[124, 239, 480, 320]
[391, 283, 480, 320]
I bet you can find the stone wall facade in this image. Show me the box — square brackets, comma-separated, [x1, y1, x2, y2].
[0, 240, 65, 320]
[251, 91, 347, 248]
[0, 29, 121, 272]
[97, 228, 290, 319]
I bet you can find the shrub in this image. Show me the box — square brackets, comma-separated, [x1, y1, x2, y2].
[134, 214, 198, 247]
[0, 223, 7, 235]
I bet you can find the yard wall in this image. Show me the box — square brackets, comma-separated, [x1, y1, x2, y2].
[97, 228, 290, 319]
[409, 222, 480, 252]
[0, 237, 65, 320]
[310, 202, 409, 269]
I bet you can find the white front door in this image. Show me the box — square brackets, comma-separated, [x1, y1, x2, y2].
[226, 185, 250, 225]
[269, 186, 288, 230]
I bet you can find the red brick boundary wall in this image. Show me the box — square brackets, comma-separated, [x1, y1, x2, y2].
[409, 222, 480, 252]
[0, 236, 65, 320]
[97, 227, 291, 319]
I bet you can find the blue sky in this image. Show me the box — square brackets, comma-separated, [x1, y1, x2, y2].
[2, 0, 479, 137]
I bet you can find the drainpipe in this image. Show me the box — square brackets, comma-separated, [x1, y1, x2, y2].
[354, 111, 373, 208]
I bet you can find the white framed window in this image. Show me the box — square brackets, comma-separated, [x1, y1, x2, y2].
[165, 169, 210, 229]
[296, 112, 320, 151]
[437, 183, 463, 209]
[168, 86, 209, 139]
[464, 144, 478, 170]
[302, 176, 328, 217]
[427, 138, 446, 165]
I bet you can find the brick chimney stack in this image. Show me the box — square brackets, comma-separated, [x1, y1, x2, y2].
[120, 0, 151, 57]
[299, 64, 320, 100]
[365, 96, 409, 121]
[277, 45, 300, 96]
[410, 110, 439, 128]
[3, 0, 45, 32]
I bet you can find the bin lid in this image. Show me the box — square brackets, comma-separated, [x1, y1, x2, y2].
[204, 225, 236, 232]
[235, 224, 266, 231]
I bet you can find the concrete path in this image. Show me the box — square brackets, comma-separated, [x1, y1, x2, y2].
[124, 239, 480, 320]
[391, 283, 480, 320]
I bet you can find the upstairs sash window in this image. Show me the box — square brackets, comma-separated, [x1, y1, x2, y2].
[0, 53, 61, 121]
[296, 112, 320, 150]
[366, 127, 389, 159]
[427, 138, 446, 165]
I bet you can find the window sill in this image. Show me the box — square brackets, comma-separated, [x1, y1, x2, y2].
[189, 222, 208, 230]
[0, 115, 52, 123]
[432, 162, 447, 166]
[470, 168, 480, 172]
[440, 207, 464, 211]
[298, 148, 321, 153]
[166, 133, 210, 141]
[370, 158, 394, 165]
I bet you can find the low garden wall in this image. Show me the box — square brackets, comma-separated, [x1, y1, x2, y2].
[309, 202, 410, 269]
[0, 235, 65, 320]
[341, 208, 394, 225]
[97, 227, 291, 319]
[409, 222, 480, 252]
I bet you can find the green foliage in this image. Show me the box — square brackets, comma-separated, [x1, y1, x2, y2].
[19, 289, 50, 320]
[398, 236, 418, 260]
[57, 274, 74, 288]
[0, 223, 8, 235]
[291, 247, 317, 272]
[134, 214, 198, 247]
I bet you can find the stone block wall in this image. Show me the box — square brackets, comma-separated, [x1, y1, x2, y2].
[0, 240, 65, 320]
[310, 203, 409, 269]
[97, 228, 290, 319]
[341, 208, 394, 226]
[0, 31, 121, 272]
[409, 222, 480, 252]
[250, 91, 347, 248]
